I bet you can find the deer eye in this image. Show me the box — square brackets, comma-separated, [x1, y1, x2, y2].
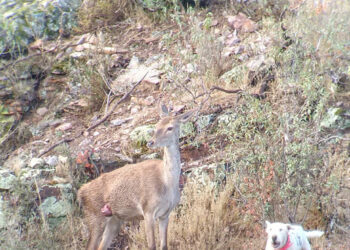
[167, 127, 173, 131]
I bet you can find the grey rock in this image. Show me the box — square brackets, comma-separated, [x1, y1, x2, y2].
[0, 0, 81, 56]
[140, 153, 159, 160]
[19, 168, 54, 184]
[36, 107, 49, 116]
[321, 107, 350, 129]
[29, 158, 46, 168]
[0, 168, 16, 191]
[130, 125, 155, 146]
[111, 117, 133, 127]
[45, 156, 59, 167]
[39, 196, 72, 218]
[180, 122, 195, 138]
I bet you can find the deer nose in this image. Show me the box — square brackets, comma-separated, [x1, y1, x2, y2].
[272, 235, 277, 242]
[147, 140, 154, 148]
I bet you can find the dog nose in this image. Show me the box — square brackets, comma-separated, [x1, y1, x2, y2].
[147, 140, 154, 148]
[272, 235, 277, 242]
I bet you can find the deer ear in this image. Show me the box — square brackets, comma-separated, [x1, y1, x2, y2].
[159, 103, 169, 117]
[176, 109, 196, 123]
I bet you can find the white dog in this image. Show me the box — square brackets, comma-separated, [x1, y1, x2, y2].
[265, 221, 324, 250]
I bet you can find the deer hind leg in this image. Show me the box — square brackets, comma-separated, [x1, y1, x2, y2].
[86, 214, 105, 250]
[144, 213, 156, 250]
[97, 216, 123, 250]
[159, 215, 169, 250]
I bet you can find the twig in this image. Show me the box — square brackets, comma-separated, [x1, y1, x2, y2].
[38, 138, 74, 157]
[105, 90, 112, 116]
[86, 72, 148, 131]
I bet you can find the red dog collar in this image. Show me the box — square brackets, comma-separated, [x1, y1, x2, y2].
[279, 235, 292, 250]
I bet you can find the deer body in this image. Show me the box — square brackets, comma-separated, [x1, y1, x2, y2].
[78, 107, 195, 250]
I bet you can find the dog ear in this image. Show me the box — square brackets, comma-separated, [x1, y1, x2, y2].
[287, 224, 292, 230]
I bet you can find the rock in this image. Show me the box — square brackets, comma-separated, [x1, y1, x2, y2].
[111, 56, 162, 92]
[185, 163, 227, 187]
[145, 96, 155, 106]
[93, 131, 100, 136]
[0, 0, 81, 56]
[0, 168, 16, 191]
[39, 194, 72, 218]
[36, 107, 48, 116]
[195, 115, 216, 133]
[227, 13, 258, 33]
[45, 156, 59, 167]
[185, 63, 196, 73]
[19, 168, 55, 184]
[131, 106, 140, 114]
[36, 183, 73, 226]
[29, 158, 46, 168]
[111, 117, 133, 127]
[225, 32, 240, 46]
[180, 122, 195, 138]
[321, 107, 350, 129]
[130, 125, 155, 146]
[55, 122, 72, 131]
[140, 153, 159, 160]
[70, 52, 86, 59]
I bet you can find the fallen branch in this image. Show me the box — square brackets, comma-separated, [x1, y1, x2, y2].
[86, 72, 148, 131]
[38, 138, 74, 157]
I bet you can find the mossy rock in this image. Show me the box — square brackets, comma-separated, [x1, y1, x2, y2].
[0, 0, 81, 57]
[321, 107, 350, 130]
[130, 125, 155, 147]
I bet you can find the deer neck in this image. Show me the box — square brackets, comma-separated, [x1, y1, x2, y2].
[163, 143, 181, 185]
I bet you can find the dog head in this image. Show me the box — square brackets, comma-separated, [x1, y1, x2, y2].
[265, 221, 292, 249]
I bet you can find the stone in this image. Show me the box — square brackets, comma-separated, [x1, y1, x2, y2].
[111, 56, 162, 92]
[131, 106, 140, 114]
[140, 153, 159, 160]
[19, 169, 55, 184]
[0, 168, 16, 191]
[0, 0, 81, 55]
[39, 196, 72, 218]
[55, 122, 72, 131]
[195, 115, 216, 133]
[111, 117, 133, 127]
[227, 13, 258, 33]
[36, 107, 48, 116]
[321, 107, 350, 129]
[144, 96, 155, 106]
[180, 122, 195, 138]
[130, 125, 155, 146]
[70, 52, 86, 59]
[29, 158, 46, 168]
[45, 156, 59, 167]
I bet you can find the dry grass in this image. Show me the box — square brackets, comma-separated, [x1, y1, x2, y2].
[77, 0, 134, 31]
[128, 177, 264, 250]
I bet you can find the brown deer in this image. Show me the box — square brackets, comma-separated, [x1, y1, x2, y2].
[77, 105, 196, 250]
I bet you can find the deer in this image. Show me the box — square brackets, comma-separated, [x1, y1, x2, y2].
[77, 104, 196, 250]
